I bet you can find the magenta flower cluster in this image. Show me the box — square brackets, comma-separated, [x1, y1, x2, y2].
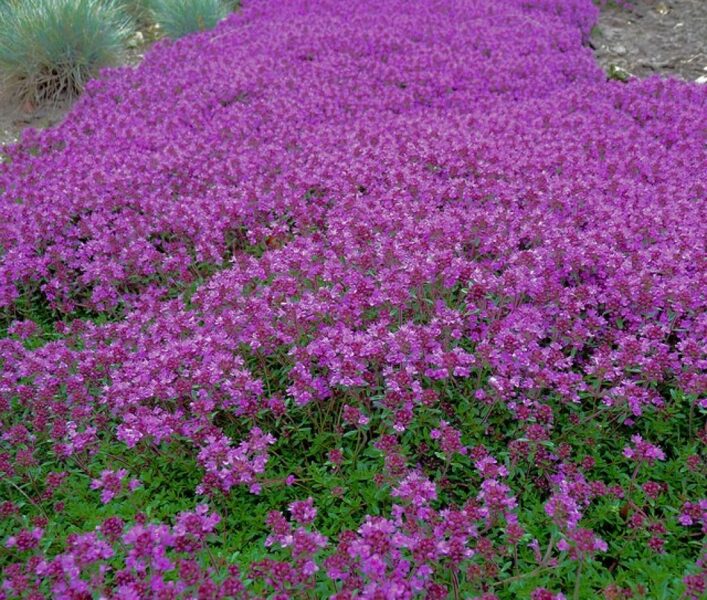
[90, 468, 141, 504]
[0, 0, 705, 597]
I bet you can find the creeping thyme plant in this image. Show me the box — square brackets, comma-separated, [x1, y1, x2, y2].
[0, 0, 705, 598]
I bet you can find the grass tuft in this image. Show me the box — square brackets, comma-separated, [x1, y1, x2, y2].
[0, 0, 133, 109]
[148, 0, 230, 39]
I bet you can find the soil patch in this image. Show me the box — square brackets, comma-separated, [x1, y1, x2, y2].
[592, 0, 706, 81]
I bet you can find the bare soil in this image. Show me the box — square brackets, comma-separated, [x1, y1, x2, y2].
[592, 0, 707, 82]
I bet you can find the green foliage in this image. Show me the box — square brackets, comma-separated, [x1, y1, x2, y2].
[148, 0, 231, 39]
[607, 64, 631, 82]
[0, 351, 703, 598]
[0, 0, 133, 108]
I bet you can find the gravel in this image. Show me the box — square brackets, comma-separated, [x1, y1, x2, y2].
[591, 0, 707, 82]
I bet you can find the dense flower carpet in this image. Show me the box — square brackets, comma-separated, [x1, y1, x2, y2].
[0, 0, 705, 598]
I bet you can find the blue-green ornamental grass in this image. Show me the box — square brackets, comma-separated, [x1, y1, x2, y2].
[121, 0, 152, 27]
[0, 0, 133, 107]
[148, 0, 231, 39]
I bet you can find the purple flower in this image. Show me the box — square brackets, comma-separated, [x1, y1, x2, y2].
[90, 469, 129, 504]
[623, 435, 666, 465]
